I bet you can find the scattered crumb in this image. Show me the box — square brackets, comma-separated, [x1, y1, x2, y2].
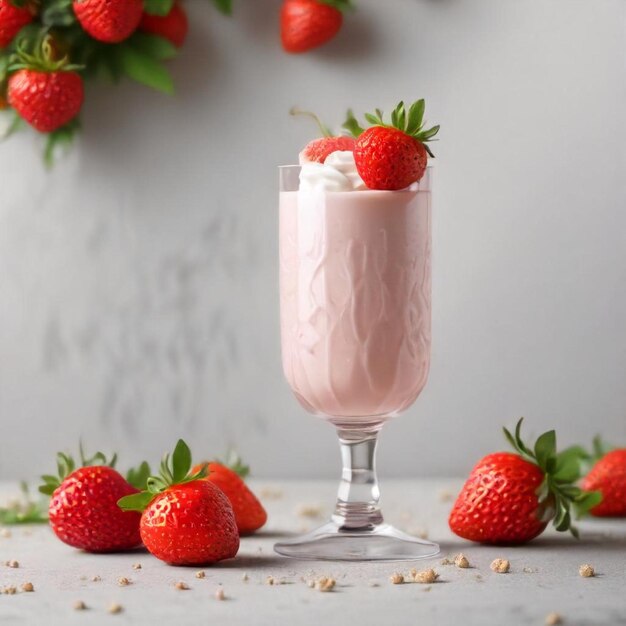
[368, 581, 380, 587]
[259, 487, 284, 500]
[91, 575, 101, 582]
[73, 600, 87, 611]
[306, 579, 315, 588]
[132, 563, 142, 570]
[440, 557, 454, 565]
[266, 575, 275, 585]
[454, 553, 470, 569]
[108, 603, 123, 614]
[174, 582, 189, 590]
[79, 575, 87, 581]
[2, 585, 17, 595]
[579, 564, 595, 578]
[438, 490, 454, 502]
[215, 587, 225, 601]
[390, 572, 404, 584]
[117, 577, 130, 587]
[21, 582, 34, 592]
[523, 567, 537, 574]
[414, 569, 439, 584]
[314, 577, 336, 592]
[490, 558, 510, 574]
[0, 528, 11, 538]
[545, 612, 563, 625]
[195, 571, 206, 579]
[296, 504, 324, 518]
[241, 573, 249, 582]
[7, 560, 19, 568]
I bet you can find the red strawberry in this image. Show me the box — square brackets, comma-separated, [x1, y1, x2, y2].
[8, 69, 83, 133]
[281, 0, 351, 54]
[582, 449, 626, 517]
[73, 0, 143, 43]
[300, 135, 355, 163]
[290, 106, 355, 163]
[119, 441, 240, 566]
[139, 1, 188, 48]
[40, 453, 142, 553]
[344, 100, 439, 190]
[448, 419, 601, 544]
[192, 461, 267, 535]
[0, 0, 33, 48]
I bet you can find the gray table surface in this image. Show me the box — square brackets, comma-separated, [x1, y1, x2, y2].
[0, 479, 624, 626]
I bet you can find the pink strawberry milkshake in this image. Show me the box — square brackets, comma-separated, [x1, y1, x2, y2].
[279, 153, 432, 420]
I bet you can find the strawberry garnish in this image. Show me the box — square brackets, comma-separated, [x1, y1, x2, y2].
[581, 438, 626, 517]
[0, 0, 33, 49]
[281, 0, 352, 54]
[448, 418, 601, 544]
[40, 447, 143, 553]
[73, 0, 143, 44]
[119, 440, 239, 566]
[8, 36, 83, 134]
[344, 100, 439, 190]
[139, 1, 188, 48]
[191, 454, 267, 535]
[291, 106, 355, 163]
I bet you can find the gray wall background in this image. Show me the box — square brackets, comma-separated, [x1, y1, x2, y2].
[1, 0, 625, 480]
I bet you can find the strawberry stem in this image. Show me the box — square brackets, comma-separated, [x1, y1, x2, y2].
[290, 106, 333, 138]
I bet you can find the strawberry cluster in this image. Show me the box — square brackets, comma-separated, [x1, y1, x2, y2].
[0, 0, 231, 163]
[40, 441, 267, 565]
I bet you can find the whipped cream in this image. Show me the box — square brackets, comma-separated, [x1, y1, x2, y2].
[299, 151, 366, 192]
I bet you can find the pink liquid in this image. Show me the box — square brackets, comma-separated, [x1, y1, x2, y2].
[279, 183, 432, 419]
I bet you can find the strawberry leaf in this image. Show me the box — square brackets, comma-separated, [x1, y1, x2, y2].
[128, 33, 178, 61]
[342, 109, 365, 138]
[220, 450, 250, 479]
[144, 0, 175, 16]
[172, 439, 192, 482]
[212, 0, 233, 15]
[406, 99, 425, 135]
[118, 491, 155, 512]
[41, 0, 76, 27]
[534, 430, 556, 471]
[114, 44, 174, 95]
[126, 461, 151, 490]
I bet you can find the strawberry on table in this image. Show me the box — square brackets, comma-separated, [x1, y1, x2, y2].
[448, 418, 601, 544]
[73, 0, 143, 43]
[139, 1, 188, 48]
[40, 450, 142, 553]
[8, 37, 83, 133]
[119, 441, 240, 566]
[343, 100, 440, 190]
[582, 445, 626, 517]
[281, 0, 352, 54]
[0, 0, 33, 49]
[191, 457, 268, 535]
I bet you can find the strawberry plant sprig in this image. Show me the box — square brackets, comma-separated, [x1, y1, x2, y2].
[0, 482, 49, 525]
[503, 418, 602, 536]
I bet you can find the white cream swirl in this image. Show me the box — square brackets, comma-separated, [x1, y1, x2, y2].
[299, 151, 366, 192]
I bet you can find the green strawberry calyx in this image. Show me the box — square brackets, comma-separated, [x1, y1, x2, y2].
[343, 99, 440, 158]
[503, 418, 602, 537]
[9, 36, 83, 73]
[317, 0, 355, 13]
[38, 443, 119, 496]
[118, 439, 207, 512]
[218, 449, 250, 479]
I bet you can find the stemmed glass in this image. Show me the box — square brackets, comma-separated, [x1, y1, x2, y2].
[275, 165, 437, 561]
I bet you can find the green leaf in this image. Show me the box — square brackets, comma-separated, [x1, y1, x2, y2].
[212, 0, 233, 15]
[128, 33, 178, 61]
[406, 99, 425, 135]
[115, 44, 174, 95]
[364, 113, 381, 126]
[553, 446, 586, 483]
[41, 0, 76, 27]
[144, 0, 175, 16]
[172, 439, 192, 482]
[574, 490, 603, 517]
[117, 492, 154, 512]
[514, 418, 534, 457]
[417, 125, 441, 141]
[147, 476, 168, 493]
[126, 461, 151, 490]
[44, 119, 80, 168]
[342, 109, 365, 138]
[1, 112, 25, 141]
[534, 430, 556, 470]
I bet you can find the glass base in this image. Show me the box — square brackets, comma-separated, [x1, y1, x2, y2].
[274, 521, 440, 562]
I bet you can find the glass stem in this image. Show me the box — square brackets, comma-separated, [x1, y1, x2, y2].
[332, 425, 384, 530]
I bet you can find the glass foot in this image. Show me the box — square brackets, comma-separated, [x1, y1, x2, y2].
[274, 521, 440, 562]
